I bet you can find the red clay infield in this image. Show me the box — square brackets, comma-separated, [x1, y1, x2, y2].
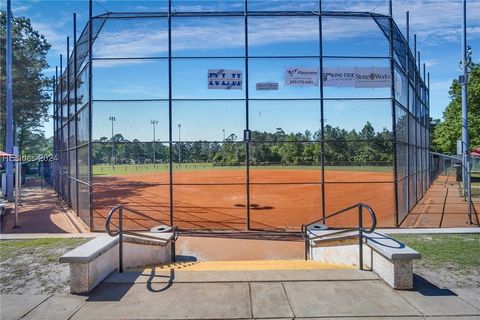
[92, 169, 394, 231]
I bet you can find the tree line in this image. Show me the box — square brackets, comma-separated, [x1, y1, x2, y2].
[432, 63, 479, 154]
[0, 12, 51, 155]
[92, 122, 393, 166]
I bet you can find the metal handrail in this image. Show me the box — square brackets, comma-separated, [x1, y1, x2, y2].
[301, 203, 377, 270]
[105, 204, 179, 273]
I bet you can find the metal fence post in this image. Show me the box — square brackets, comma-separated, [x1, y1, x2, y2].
[74, 13, 80, 216]
[118, 207, 123, 273]
[67, 37, 71, 207]
[388, 11, 400, 226]
[319, 0, 326, 222]
[168, 0, 174, 227]
[244, 0, 251, 230]
[59, 54, 63, 199]
[88, 0, 94, 229]
[358, 205, 363, 270]
[405, 11, 411, 216]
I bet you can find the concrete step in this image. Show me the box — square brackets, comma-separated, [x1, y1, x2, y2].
[150, 259, 353, 271]
[104, 266, 376, 284]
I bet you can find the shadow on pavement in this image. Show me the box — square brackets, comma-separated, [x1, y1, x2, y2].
[147, 269, 175, 293]
[412, 274, 457, 297]
[86, 283, 135, 302]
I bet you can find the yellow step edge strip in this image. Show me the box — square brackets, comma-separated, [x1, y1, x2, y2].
[140, 260, 355, 272]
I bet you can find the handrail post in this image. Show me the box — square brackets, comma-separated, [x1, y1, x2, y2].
[119, 206, 123, 273]
[358, 205, 363, 271]
[305, 239, 309, 261]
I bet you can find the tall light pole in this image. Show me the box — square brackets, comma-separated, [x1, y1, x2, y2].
[222, 128, 225, 141]
[109, 116, 116, 168]
[460, 0, 473, 223]
[178, 124, 181, 164]
[5, 0, 14, 201]
[151, 120, 158, 167]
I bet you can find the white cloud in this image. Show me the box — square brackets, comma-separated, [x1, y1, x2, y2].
[311, 0, 480, 46]
[92, 15, 383, 60]
[43, 67, 57, 74]
[423, 59, 439, 67]
[390, 0, 480, 46]
[36, 0, 479, 65]
[31, 19, 69, 55]
[13, 5, 31, 14]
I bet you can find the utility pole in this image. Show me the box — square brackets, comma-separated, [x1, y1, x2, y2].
[151, 120, 158, 167]
[460, 0, 473, 224]
[109, 116, 116, 168]
[5, 0, 14, 201]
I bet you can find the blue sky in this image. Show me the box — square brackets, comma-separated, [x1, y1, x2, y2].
[2, 0, 479, 142]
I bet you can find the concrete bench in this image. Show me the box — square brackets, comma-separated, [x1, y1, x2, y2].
[60, 233, 174, 294]
[364, 232, 421, 289]
[308, 230, 421, 289]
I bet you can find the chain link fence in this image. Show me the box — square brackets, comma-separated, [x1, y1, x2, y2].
[52, 0, 430, 231]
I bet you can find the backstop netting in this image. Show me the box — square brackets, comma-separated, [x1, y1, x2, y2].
[52, 0, 430, 232]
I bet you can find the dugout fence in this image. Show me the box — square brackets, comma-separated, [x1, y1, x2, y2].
[52, 0, 430, 231]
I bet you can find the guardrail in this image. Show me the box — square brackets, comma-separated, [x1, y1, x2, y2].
[301, 203, 377, 270]
[105, 205, 179, 272]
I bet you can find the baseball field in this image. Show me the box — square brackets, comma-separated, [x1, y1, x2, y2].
[91, 164, 394, 231]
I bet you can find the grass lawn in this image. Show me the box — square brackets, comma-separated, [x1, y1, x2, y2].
[93, 163, 393, 176]
[393, 233, 480, 287]
[0, 238, 91, 294]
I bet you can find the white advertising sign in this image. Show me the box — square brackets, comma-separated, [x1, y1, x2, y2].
[322, 67, 355, 87]
[323, 67, 391, 88]
[285, 67, 319, 87]
[208, 69, 242, 89]
[256, 82, 279, 90]
[354, 67, 391, 88]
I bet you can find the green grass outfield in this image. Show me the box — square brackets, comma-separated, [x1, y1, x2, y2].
[93, 163, 393, 176]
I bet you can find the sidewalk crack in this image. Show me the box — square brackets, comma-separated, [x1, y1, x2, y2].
[281, 281, 296, 319]
[247, 282, 253, 319]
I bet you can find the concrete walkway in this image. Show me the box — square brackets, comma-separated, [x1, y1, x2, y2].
[0, 186, 88, 234]
[2, 269, 480, 320]
[402, 174, 480, 228]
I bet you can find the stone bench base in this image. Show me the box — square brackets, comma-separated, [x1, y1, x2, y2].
[61, 234, 173, 294]
[309, 232, 420, 290]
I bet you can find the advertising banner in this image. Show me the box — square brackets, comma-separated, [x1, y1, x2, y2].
[323, 67, 391, 88]
[256, 82, 279, 90]
[354, 67, 391, 88]
[285, 67, 319, 87]
[322, 67, 355, 87]
[208, 69, 243, 89]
